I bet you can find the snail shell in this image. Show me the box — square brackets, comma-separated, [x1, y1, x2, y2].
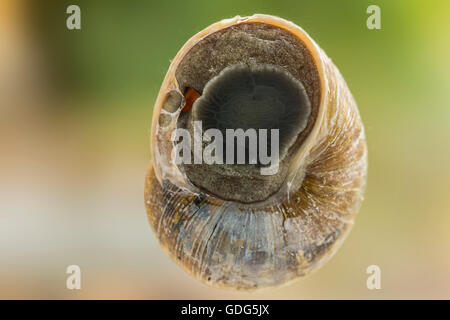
[145, 14, 367, 290]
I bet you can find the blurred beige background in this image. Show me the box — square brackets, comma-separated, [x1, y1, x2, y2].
[1, 0, 449, 299]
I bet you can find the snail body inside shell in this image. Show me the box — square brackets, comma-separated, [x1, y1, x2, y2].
[145, 14, 367, 290]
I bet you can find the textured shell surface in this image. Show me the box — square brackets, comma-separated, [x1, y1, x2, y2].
[145, 14, 367, 291]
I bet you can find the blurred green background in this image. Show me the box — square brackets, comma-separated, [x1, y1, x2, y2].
[1, 0, 449, 299]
